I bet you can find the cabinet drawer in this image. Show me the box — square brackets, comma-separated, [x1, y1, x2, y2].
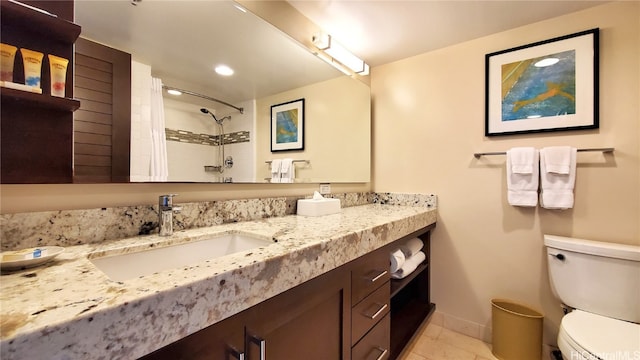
[352, 281, 390, 343]
[352, 249, 390, 305]
[352, 313, 391, 360]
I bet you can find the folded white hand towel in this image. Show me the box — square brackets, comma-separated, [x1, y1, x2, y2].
[506, 147, 539, 207]
[400, 238, 423, 258]
[508, 147, 537, 174]
[391, 251, 426, 279]
[280, 158, 294, 183]
[540, 147, 577, 209]
[270, 159, 281, 183]
[542, 146, 572, 174]
[389, 249, 406, 273]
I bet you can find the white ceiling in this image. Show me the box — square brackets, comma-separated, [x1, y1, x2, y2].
[75, 0, 608, 112]
[75, 1, 343, 112]
[289, 0, 609, 67]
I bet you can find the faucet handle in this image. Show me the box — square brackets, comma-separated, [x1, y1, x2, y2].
[159, 194, 178, 207]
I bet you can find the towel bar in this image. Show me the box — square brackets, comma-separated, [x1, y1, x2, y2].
[473, 147, 614, 159]
[265, 160, 310, 164]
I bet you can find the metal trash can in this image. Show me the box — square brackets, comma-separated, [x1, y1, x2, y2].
[491, 299, 543, 360]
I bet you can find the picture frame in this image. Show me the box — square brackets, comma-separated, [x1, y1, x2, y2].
[485, 28, 599, 136]
[271, 98, 305, 152]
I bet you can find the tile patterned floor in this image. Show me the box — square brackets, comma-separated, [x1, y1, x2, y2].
[397, 321, 499, 360]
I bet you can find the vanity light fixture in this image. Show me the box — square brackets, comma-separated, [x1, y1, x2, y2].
[215, 64, 234, 76]
[316, 52, 351, 76]
[312, 33, 369, 76]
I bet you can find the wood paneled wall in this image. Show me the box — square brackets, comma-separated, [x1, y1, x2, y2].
[73, 37, 131, 183]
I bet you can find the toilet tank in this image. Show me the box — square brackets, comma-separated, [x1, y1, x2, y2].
[544, 235, 640, 323]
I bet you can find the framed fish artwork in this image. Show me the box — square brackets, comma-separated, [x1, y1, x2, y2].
[271, 98, 305, 151]
[485, 28, 599, 136]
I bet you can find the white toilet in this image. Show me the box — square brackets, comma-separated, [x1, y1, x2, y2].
[544, 234, 640, 360]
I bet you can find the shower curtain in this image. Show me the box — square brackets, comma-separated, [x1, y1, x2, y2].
[150, 77, 169, 181]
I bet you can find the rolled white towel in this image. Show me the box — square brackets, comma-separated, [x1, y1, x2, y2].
[400, 238, 423, 258]
[389, 249, 405, 273]
[391, 251, 426, 279]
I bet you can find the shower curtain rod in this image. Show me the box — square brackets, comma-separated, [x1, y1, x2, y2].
[162, 85, 244, 114]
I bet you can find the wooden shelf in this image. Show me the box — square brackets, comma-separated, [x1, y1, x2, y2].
[390, 262, 428, 298]
[0, 0, 80, 43]
[390, 299, 435, 359]
[1, 86, 80, 111]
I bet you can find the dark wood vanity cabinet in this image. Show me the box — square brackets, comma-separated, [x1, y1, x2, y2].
[141, 224, 435, 360]
[388, 229, 435, 359]
[350, 245, 392, 360]
[0, 0, 80, 183]
[246, 267, 350, 360]
[141, 264, 350, 360]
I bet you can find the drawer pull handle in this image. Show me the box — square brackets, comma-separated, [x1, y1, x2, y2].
[249, 334, 266, 360]
[374, 347, 388, 360]
[368, 303, 388, 319]
[229, 347, 245, 360]
[369, 270, 388, 283]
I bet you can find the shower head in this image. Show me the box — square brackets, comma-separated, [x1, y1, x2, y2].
[200, 108, 230, 125]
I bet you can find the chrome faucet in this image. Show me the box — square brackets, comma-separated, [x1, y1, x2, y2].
[158, 194, 181, 236]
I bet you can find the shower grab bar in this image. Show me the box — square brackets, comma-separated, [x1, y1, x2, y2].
[473, 147, 614, 158]
[162, 85, 244, 114]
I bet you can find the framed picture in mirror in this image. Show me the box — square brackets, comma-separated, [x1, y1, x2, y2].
[271, 98, 305, 152]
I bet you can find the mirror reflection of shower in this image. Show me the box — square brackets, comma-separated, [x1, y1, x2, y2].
[200, 108, 233, 174]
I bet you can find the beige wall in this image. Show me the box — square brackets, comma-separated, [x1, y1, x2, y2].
[372, 1, 639, 345]
[255, 76, 371, 183]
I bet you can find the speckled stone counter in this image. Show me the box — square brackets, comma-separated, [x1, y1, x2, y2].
[1, 203, 436, 360]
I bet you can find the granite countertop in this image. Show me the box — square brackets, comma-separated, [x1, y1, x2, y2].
[0, 204, 436, 360]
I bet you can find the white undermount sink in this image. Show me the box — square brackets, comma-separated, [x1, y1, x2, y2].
[89, 232, 274, 281]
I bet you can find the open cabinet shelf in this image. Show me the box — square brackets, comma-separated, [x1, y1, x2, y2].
[387, 226, 435, 360]
[0, 1, 81, 43]
[1, 87, 80, 112]
[0, 0, 80, 183]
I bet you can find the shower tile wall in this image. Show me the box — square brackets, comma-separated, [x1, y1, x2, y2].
[130, 61, 153, 182]
[128, 61, 256, 182]
[165, 129, 250, 146]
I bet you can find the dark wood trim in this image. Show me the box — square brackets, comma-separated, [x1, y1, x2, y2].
[74, 37, 131, 183]
[18, 1, 75, 22]
[0, 0, 78, 183]
[0, 1, 79, 41]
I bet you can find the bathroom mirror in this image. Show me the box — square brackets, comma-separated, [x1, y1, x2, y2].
[74, 0, 371, 184]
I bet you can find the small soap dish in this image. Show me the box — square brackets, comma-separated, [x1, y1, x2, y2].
[0, 246, 64, 271]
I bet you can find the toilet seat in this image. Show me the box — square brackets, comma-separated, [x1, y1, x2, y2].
[559, 310, 640, 359]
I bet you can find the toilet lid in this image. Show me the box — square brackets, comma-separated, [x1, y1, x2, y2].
[561, 310, 640, 356]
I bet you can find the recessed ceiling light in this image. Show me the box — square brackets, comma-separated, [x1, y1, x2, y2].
[167, 89, 182, 96]
[215, 65, 234, 76]
[534, 58, 559, 67]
